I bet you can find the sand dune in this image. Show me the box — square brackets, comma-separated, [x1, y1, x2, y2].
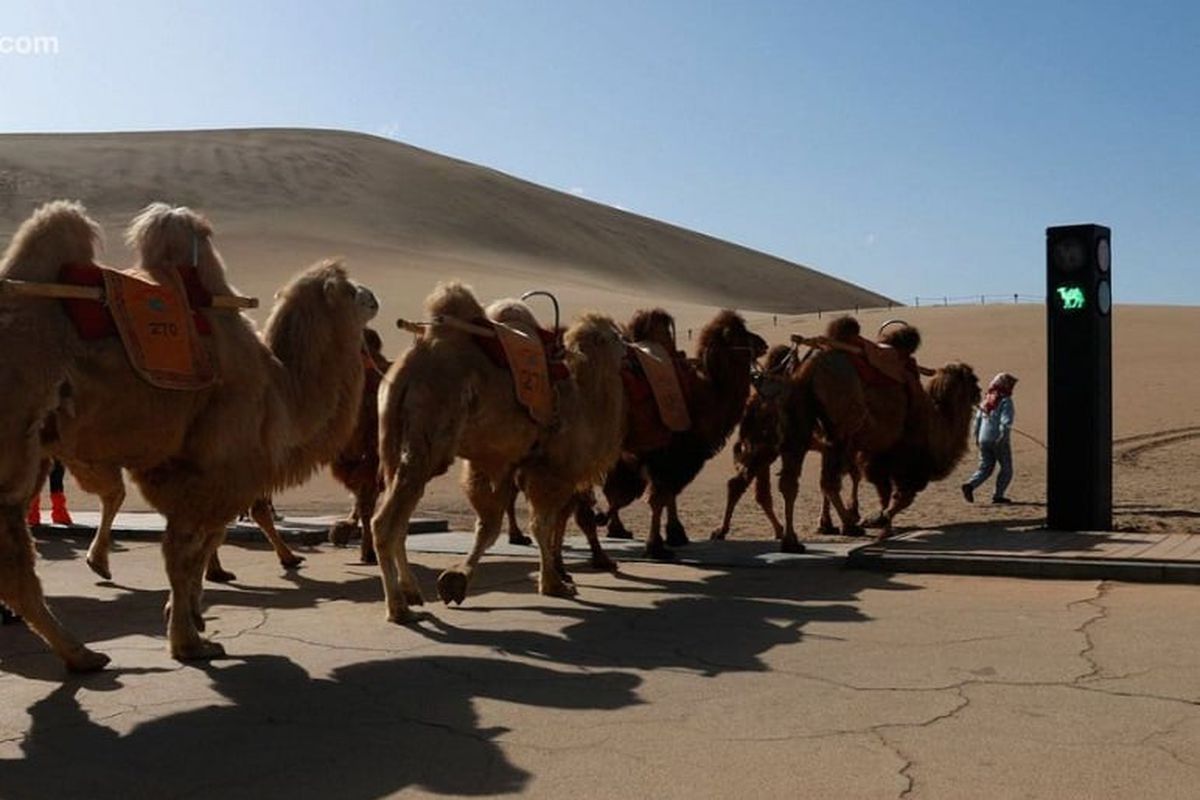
[2, 128, 1196, 536]
[0, 128, 890, 314]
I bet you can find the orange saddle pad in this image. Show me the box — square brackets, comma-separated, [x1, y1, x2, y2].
[101, 269, 215, 391]
[493, 321, 555, 425]
[631, 341, 692, 432]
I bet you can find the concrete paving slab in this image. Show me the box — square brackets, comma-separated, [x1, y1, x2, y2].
[4, 535, 1200, 798]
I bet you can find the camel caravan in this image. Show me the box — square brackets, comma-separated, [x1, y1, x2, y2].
[0, 199, 980, 673]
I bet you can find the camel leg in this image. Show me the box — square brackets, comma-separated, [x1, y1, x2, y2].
[643, 490, 676, 561]
[777, 451, 807, 554]
[605, 507, 635, 540]
[436, 465, 514, 605]
[0, 504, 109, 672]
[249, 497, 305, 570]
[372, 471, 428, 623]
[506, 492, 532, 546]
[753, 465, 784, 540]
[862, 474, 894, 529]
[328, 501, 360, 549]
[204, 528, 237, 584]
[67, 462, 126, 581]
[551, 502, 574, 586]
[525, 484, 576, 598]
[710, 468, 751, 541]
[163, 522, 224, 661]
[664, 494, 689, 547]
[571, 491, 618, 571]
[356, 481, 381, 565]
[817, 495, 838, 536]
[820, 449, 864, 537]
[873, 489, 917, 541]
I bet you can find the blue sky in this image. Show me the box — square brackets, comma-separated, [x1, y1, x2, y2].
[2, 1, 1196, 305]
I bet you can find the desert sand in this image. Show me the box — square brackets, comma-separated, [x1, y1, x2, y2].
[2, 128, 1197, 538]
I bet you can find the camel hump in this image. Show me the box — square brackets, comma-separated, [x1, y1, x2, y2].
[424, 281, 486, 325]
[486, 298, 542, 337]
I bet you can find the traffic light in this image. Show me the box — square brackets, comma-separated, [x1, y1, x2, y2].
[1046, 224, 1112, 530]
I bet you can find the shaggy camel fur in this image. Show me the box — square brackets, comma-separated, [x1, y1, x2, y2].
[327, 327, 391, 564]
[371, 283, 627, 622]
[776, 323, 980, 551]
[0, 201, 376, 671]
[596, 309, 768, 559]
[709, 344, 860, 542]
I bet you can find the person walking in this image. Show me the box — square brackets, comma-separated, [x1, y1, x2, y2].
[26, 459, 74, 526]
[961, 372, 1019, 504]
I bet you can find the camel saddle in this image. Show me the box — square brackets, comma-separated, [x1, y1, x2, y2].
[847, 337, 919, 388]
[58, 263, 216, 391]
[621, 341, 693, 451]
[468, 318, 567, 426]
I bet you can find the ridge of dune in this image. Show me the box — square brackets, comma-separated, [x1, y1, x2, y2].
[0, 127, 890, 313]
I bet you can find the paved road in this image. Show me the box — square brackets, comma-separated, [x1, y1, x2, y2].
[2, 534, 1199, 798]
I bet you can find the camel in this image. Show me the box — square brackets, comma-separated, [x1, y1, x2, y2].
[0, 200, 376, 671]
[776, 319, 980, 552]
[90, 325, 393, 578]
[370, 283, 627, 623]
[709, 344, 861, 542]
[593, 309, 768, 559]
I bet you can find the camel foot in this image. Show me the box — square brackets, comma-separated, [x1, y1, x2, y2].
[643, 540, 677, 562]
[591, 552, 619, 572]
[404, 588, 425, 607]
[861, 513, 889, 529]
[279, 553, 306, 570]
[779, 536, 807, 554]
[841, 524, 867, 538]
[665, 519, 690, 548]
[709, 528, 728, 541]
[771, 526, 784, 541]
[539, 579, 578, 599]
[436, 570, 469, 606]
[171, 638, 226, 662]
[507, 531, 533, 546]
[86, 555, 112, 581]
[386, 607, 418, 625]
[358, 548, 378, 565]
[329, 521, 359, 547]
[65, 645, 111, 673]
[205, 566, 237, 584]
[873, 528, 896, 543]
[605, 522, 634, 540]
[815, 521, 839, 537]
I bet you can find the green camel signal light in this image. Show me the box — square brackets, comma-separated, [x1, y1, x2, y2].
[1055, 284, 1086, 311]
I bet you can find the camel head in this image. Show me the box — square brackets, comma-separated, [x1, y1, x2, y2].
[125, 202, 238, 296]
[626, 308, 676, 351]
[0, 200, 101, 282]
[564, 312, 626, 375]
[264, 259, 378, 359]
[929, 362, 982, 412]
[696, 310, 768, 371]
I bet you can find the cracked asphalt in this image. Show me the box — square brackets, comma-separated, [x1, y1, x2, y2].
[2, 534, 1199, 799]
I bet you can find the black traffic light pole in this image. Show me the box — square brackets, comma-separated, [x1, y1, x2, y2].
[1046, 224, 1113, 531]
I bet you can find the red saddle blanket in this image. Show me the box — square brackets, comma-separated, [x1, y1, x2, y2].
[469, 318, 568, 425]
[621, 343, 694, 451]
[846, 336, 919, 388]
[59, 263, 216, 391]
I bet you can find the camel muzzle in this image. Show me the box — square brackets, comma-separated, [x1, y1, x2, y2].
[356, 285, 379, 321]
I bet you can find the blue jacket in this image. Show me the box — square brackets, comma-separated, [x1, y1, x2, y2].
[974, 396, 1014, 446]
